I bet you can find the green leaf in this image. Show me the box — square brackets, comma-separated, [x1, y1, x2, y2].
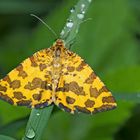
[0, 135, 16, 140]
[0, 101, 30, 124]
[23, 107, 53, 140]
[23, 1, 93, 140]
[105, 66, 140, 93]
[0, 117, 27, 137]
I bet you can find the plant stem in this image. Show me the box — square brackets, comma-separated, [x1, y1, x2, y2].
[23, 107, 53, 140]
[60, 0, 92, 46]
[23, 0, 92, 140]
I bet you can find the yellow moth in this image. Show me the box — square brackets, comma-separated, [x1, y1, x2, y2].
[0, 39, 117, 114]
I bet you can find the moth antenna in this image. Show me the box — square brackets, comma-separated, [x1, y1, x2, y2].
[30, 14, 58, 38]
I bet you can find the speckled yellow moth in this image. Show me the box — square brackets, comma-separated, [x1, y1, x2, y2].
[0, 39, 117, 114]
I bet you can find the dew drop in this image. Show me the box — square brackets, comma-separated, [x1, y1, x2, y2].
[70, 7, 75, 13]
[77, 13, 84, 19]
[26, 128, 35, 139]
[81, 4, 85, 8]
[88, 0, 92, 3]
[66, 20, 74, 28]
[36, 113, 40, 116]
[60, 30, 65, 36]
[81, 11, 85, 14]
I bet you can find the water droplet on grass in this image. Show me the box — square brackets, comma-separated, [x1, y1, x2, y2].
[60, 30, 65, 36]
[82, 10, 85, 14]
[77, 13, 84, 19]
[26, 128, 35, 139]
[66, 20, 74, 28]
[70, 7, 75, 13]
[88, 0, 92, 3]
[81, 4, 85, 8]
[36, 113, 40, 116]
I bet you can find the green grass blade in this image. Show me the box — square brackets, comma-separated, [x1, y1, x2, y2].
[22, 0, 93, 140]
[23, 106, 53, 140]
[60, 0, 92, 45]
[0, 135, 16, 140]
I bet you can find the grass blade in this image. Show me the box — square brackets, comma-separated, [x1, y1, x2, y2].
[23, 106, 53, 140]
[23, 0, 93, 140]
[0, 135, 16, 140]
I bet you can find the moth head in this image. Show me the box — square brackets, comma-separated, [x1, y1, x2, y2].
[55, 39, 64, 47]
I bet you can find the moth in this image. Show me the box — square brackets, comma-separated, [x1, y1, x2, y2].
[0, 39, 117, 114]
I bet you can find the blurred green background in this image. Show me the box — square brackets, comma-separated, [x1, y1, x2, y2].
[0, 0, 140, 140]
